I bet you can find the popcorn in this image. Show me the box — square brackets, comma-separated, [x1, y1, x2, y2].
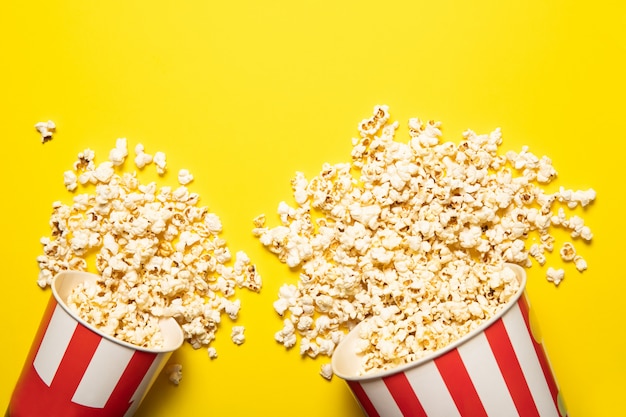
[223, 299, 241, 320]
[109, 138, 128, 166]
[557, 186, 596, 209]
[529, 243, 547, 265]
[134, 143, 154, 169]
[231, 326, 245, 345]
[153, 151, 167, 175]
[35, 120, 56, 143]
[320, 363, 333, 380]
[559, 242, 576, 262]
[63, 170, 78, 192]
[178, 169, 194, 185]
[208, 347, 218, 359]
[255, 105, 596, 375]
[38, 139, 261, 358]
[546, 267, 565, 286]
[166, 364, 183, 385]
[574, 255, 588, 272]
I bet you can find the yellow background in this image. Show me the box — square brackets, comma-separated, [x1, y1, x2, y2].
[1, 1, 624, 416]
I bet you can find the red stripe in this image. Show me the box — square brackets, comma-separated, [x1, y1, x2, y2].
[518, 295, 563, 414]
[519, 296, 560, 399]
[383, 372, 428, 416]
[435, 349, 488, 417]
[49, 324, 102, 402]
[347, 380, 381, 417]
[485, 316, 540, 417]
[8, 299, 63, 416]
[102, 350, 158, 415]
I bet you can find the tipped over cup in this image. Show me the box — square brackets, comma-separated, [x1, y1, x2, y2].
[332, 264, 568, 417]
[7, 270, 184, 417]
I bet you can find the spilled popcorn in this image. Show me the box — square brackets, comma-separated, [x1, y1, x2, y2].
[254, 105, 596, 377]
[37, 139, 262, 362]
[35, 120, 56, 143]
[165, 364, 183, 385]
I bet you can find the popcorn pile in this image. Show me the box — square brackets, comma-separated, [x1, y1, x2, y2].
[37, 138, 261, 353]
[253, 105, 595, 377]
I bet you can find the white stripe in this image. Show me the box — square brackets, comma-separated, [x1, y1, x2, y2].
[404, 360, 461, 417]
[503, 304, 559, 417]
[72, 338, 134, 407]
[123, 353, 165, 417]
[458, 331, 518, 416]
[360, 378, 404, 417]
[33, 304, 77, 386]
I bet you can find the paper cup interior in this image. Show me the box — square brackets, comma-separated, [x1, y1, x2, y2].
[332, 263, 527, 380]
[51, 270, 184, 353]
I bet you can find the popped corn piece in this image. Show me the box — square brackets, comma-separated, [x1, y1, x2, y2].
[559, 242, 576, 262]
[35, 120, 56, 143]
[253, 214, 266, 229]
[529, 243, 547, 265]
[165, 364, 183, 385]
[574, 255, 588, 272]
[231, 326, 245, 345]
[134, 143, 153, 169]
[320, 363, 333, 380]
[93, 161, 115, 183]
[154, 151, 167, 175]
[557, 187, 597, 209]
[207, 347, 218, 359]
[233, 250, 262, 291]
[579, 225, 593, 241]
[109, 137, 128, 166]
[255, 105, 596, 376]
[205, 213, 223, 234]
[274, 284, 298, 316]
[536, 156, 557, 183]
[546, 267, 565, 286]
[63, 170, 78, 191]
[275, 318, 297, 348]
[223, 299, 241, 320]
[358, 104, 390, 137]
[74, 148, 95, 171]
[178, 169, 194, 185]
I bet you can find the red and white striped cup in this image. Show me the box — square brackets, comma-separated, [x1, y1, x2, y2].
[332, 264, 568, 417]
[7, 270, 184, 417]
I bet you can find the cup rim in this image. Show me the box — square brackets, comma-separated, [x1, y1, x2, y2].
[51, 270, 185, 354]
[331, 263, 528, 381]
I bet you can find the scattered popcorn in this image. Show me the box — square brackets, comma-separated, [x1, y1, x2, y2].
[546, 267, 565, 286]
[254, 105, 596, 375]
[74, 148, 96, 173]
[38, 139, 262, 353]
[223, 299, 241, 320]
[529, 243, 547, 266]
[320, 363, 333, 380]
[35, 120, 56, 143]
[134, 143, 154, 169]
[63, 170, 78, 192]
[178, 169, 194, 185]
[208, 347, 218, 359]
[109, 138, 128, 166]
[154, 151, 167, 175]
[574, 255, 588, 272]
[231, 326, 245, 345]
[166, 363, 183, 385]
[559, 242, 576, 262]
[557, 186, 596, 209]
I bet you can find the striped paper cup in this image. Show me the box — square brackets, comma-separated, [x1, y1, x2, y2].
[332, 264, 568, 417]
[7, 270, 184, 417]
